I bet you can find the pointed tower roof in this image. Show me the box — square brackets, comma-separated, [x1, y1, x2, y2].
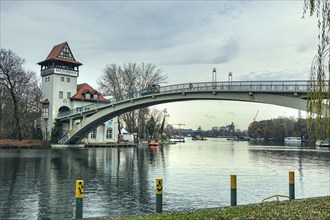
[38, 42, 82, 66]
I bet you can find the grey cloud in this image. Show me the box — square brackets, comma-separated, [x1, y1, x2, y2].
[216, 1, 247, 20]
[211, 37, 239, 64]
[227, 112, 236, 116]
[161, 36, 240, 65]
[239, 69, 309, 81]
[296, 43, 315, 53]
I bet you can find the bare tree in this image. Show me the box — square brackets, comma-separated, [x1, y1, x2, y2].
[0, 84, 5, 138]
[97, 62, 167, 136]
[0, 48, 42, 139]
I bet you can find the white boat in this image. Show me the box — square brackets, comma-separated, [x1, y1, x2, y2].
[227, 136, 239, 141]
[284, 137, 301, 144]
[316, 140, 330, 148]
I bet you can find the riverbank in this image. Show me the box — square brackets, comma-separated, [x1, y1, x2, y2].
[0, 139, 51, 149]
[84, 196, 330, 220]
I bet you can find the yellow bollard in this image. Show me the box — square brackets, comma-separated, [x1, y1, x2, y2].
[230, 175, 237, 206]
[156, 178, 163, 213]
[289, 171, 295, 200]
[76, 180, 84, 218]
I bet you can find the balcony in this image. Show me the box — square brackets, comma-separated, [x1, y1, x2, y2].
[41, 67, 78, 77]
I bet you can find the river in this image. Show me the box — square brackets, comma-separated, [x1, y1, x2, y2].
[0, 138, 329, 219]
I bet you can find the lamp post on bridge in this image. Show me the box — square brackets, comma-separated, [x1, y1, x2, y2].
[212, 68, 217, 89]
[228, 72, 233, 85]
[212, 68, 217, 82]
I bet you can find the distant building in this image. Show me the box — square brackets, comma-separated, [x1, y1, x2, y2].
[211, 126, 219, 131]
[38, 42, 119, 143]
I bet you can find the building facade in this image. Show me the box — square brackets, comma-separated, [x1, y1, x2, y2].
[38, 42, 118, 143]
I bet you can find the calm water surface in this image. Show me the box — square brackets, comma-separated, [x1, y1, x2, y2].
[0, 138, 329, 219]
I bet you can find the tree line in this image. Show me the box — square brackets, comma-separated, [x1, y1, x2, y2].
[247, 117, 324, 141]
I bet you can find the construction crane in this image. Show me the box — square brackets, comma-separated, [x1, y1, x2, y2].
[253, 110, 259, 122]
[172, 123, 185, 137]
[172, 123, 185, 129]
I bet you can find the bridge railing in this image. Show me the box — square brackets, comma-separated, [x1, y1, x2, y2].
[159, 80, 311, 93]
[57, 101, 111, 118]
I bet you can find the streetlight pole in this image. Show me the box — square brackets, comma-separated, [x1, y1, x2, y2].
[212, 68, 217, 82]
[228, 72, 233, 85]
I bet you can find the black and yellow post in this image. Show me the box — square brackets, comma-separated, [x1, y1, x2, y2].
[156, 178, 163, 213]
[289, 171, 295, 200]
[230, 175, 237, 206]
[76, 180, 84, 218]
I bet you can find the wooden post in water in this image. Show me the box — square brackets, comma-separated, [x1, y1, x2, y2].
[289, 171, 295, 200]
[230, 175, 237, 206]
[156, 178, 163, 213]
[76, 180, 84, 218]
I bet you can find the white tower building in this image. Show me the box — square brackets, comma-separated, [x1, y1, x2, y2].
[38, 42, 82, 139]
[38, 42, 120, 143]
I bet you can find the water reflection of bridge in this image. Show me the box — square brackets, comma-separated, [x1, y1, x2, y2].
[57, 80, 327, 144]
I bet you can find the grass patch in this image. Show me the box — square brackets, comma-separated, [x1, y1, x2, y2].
[111, 196, 330, 220]
[0, 139, 51, 148]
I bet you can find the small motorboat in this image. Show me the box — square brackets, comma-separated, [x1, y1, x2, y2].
[316, 140, 330, 148]
[284, 137, 301, 144]
[148, 141, 160, 146]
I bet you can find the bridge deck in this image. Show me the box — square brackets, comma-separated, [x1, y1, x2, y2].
[57, 80, 319, 120]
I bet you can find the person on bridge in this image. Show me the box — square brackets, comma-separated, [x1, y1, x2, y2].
[189, 82, 193, 90]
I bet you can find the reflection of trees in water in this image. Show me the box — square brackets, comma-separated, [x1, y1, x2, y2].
[249, 148, 328, 178]
[248, 148, 330, 165]
[0, 146, 168, 219]
[67, 146, 166, 215]
[248, 148, 330, 196]
[0, 149, 57, 219]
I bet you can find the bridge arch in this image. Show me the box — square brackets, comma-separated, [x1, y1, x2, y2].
[59, 106, 70, 113]
[58, 80, 314, 144]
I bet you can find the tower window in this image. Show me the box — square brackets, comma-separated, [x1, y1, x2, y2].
[59, 91, 63, 99]
[66, 77, 70, 82]
[67, 92, 71, 99]
[45, 77, 48, 82]
[61, 77, 64, 82]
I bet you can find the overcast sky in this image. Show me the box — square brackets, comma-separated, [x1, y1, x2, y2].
[1, 1, 318, 130]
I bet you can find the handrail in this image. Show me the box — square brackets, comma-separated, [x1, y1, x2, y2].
[57, 80, 328, 119]
[262, 194, 290, 203]
[58, 131, 69, 144]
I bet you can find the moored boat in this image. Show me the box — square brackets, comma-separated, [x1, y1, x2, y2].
[284, 137, 301, 144]
[316, 140, 330, 148]
[148, 141, 160, 146]
[192, 135, 206, 140]
[227, 136, 239, 141]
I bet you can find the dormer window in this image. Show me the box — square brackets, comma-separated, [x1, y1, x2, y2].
[94, 94, 98, 100]
[85, 93, 90, 99]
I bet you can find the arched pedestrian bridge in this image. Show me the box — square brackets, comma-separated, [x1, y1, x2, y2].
[57, 80, 325, 144]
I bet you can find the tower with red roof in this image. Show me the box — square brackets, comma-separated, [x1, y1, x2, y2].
[38, 42, 116, 142]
